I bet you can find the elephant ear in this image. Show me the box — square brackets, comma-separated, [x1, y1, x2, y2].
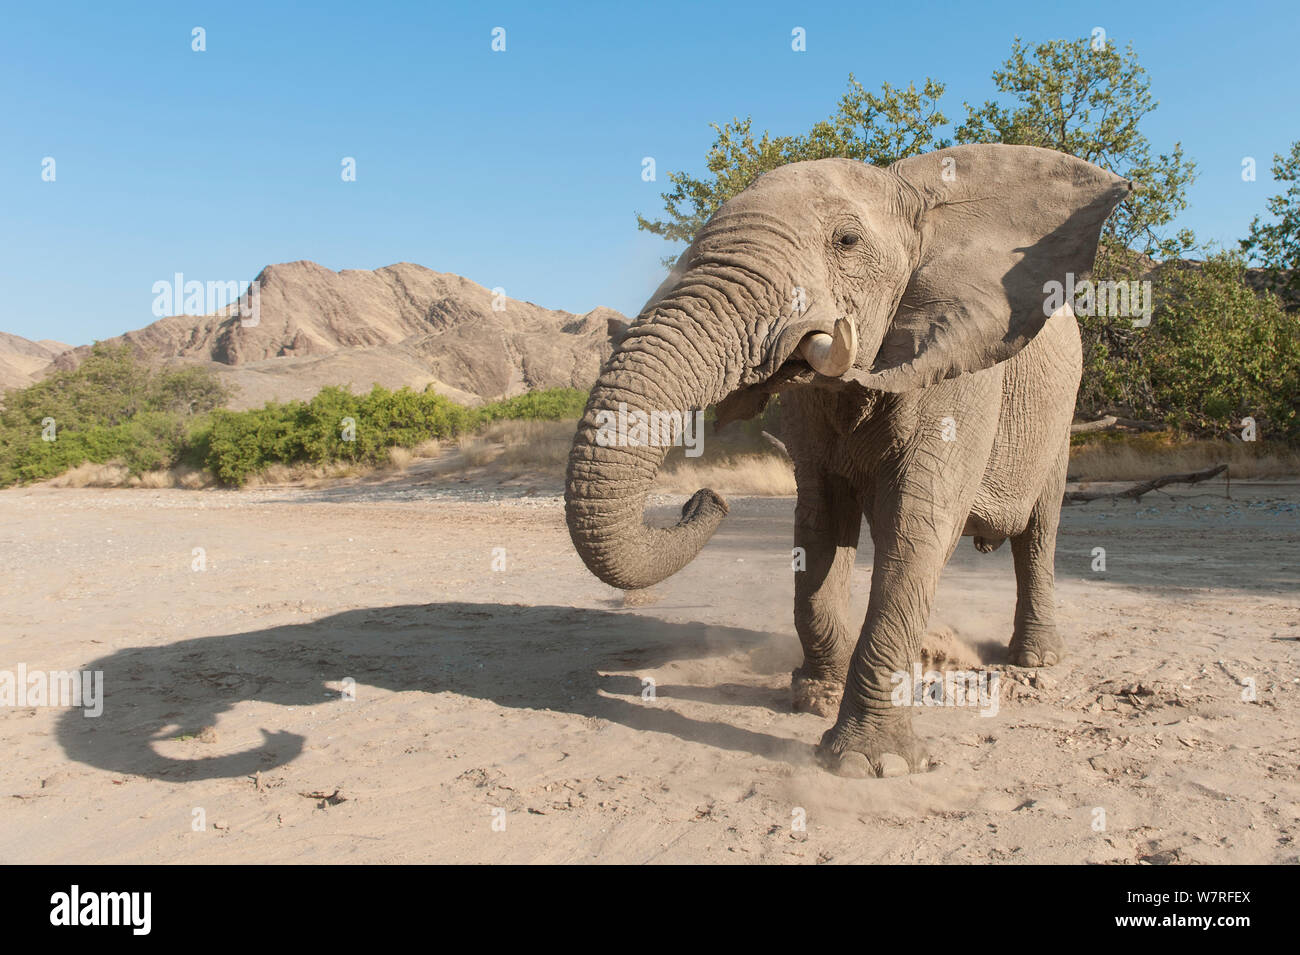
[849, 144, 1132, 393]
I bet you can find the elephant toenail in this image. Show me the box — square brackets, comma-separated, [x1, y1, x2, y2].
[877, 754, 910, 777]
[820, 750, 871, 778]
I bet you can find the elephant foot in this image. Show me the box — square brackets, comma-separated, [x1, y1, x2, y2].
[1008, 626, 1065, 667]
[791, 667, 844, 717]
[815, 718, 930, 778]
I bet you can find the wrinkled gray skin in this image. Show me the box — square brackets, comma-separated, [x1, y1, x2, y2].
[566, 144, 1131, 777]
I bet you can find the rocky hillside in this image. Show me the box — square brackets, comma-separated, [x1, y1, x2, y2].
[0, 333, 71, 391]
[21, 257, 1286, 411]
[41, 261, 625, 408]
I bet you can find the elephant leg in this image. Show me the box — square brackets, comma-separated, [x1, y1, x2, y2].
[1008, 458, 1067, 666]
[816, 471, 981, 777]
[816, 536, 944, 776]
[790, 471, 863, 717]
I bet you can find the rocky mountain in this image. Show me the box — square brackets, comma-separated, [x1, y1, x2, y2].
[39, 261, 625, 408]
[0, 332, 71, 391]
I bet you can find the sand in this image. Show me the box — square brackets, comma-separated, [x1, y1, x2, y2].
[0, 474, 1296, 864]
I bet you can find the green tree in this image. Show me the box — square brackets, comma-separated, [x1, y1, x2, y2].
[1241, 140, 1300, 301]
[1, 343, 229, 431]
[150, 364, 230, 416]
[0, 344, 231, 485]
[636, 76, 949, 258]
[3, 343, 150, 431]
[1075, 251, 1300, 441]
[955, 36, 1197, 258]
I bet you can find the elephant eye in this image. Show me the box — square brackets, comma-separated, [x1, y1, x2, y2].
[836, 233, 861, 249]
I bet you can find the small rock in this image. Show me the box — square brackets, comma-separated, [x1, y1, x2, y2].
[1089, 751, 1140, 777]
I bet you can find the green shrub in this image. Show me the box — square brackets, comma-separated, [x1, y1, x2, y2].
[199, 385, 580, 486]
[1079, 249, 1300, 442]
[0, 344, 229, 486]
[476, 388, 589, 423]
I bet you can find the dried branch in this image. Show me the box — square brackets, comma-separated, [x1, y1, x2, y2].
[1064, 464, 1228, 504]
[1070, 412, 1164, 434]
[1070, 415, 1118, 434]
[760, 430, 790, 458]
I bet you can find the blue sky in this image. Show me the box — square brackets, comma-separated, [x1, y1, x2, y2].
[2, 0, 1297, 345]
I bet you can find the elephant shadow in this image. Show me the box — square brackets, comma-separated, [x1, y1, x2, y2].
[56, 602, 809, 782]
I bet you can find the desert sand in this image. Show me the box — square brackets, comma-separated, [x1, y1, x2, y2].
[1, 473, 1296, 864]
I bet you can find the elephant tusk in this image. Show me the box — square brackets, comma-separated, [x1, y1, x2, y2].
[798, 318, 858, 377]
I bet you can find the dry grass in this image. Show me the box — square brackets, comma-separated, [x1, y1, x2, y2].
[44, 461, 217, 489]
[496, 421, 574, 469]
[130, 470, 175, 489]
[46, 461, 132, 488]
[175, 467, 210, 490]
[454, 436, 501, 468]
[480, 419, 547, 443]
[385, 446, 413, 470]
[1069, 434, 1300, 481]
[243, 461, 359, 487]
[656, 453, 796, 496]
[243, 463, 298, 487]
[429, 420, 575, 475]
[412, 439, 442, 459]
[425, 416, 797, 494]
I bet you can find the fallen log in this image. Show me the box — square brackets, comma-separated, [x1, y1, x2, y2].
[1064, 464, 1228, 503]
[1070, 413, 1163, 434]
[1069, 415, 1118, 434]
[1110, 416, 1164, 432]
[760, 430, 790, 458]
[1099, 410, 1166, 432]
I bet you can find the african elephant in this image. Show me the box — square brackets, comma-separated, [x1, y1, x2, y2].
[565, 144, 1131, 776]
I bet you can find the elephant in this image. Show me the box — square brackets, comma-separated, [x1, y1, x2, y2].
[565, 144, 1131, 777]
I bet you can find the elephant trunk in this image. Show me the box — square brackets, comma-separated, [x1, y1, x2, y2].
[565, 297, 743, 591]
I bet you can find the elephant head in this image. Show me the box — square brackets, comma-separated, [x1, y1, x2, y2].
[566, 144, 1131, 590]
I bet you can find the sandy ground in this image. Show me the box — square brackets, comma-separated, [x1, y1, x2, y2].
[1, 471, 1297, 864]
